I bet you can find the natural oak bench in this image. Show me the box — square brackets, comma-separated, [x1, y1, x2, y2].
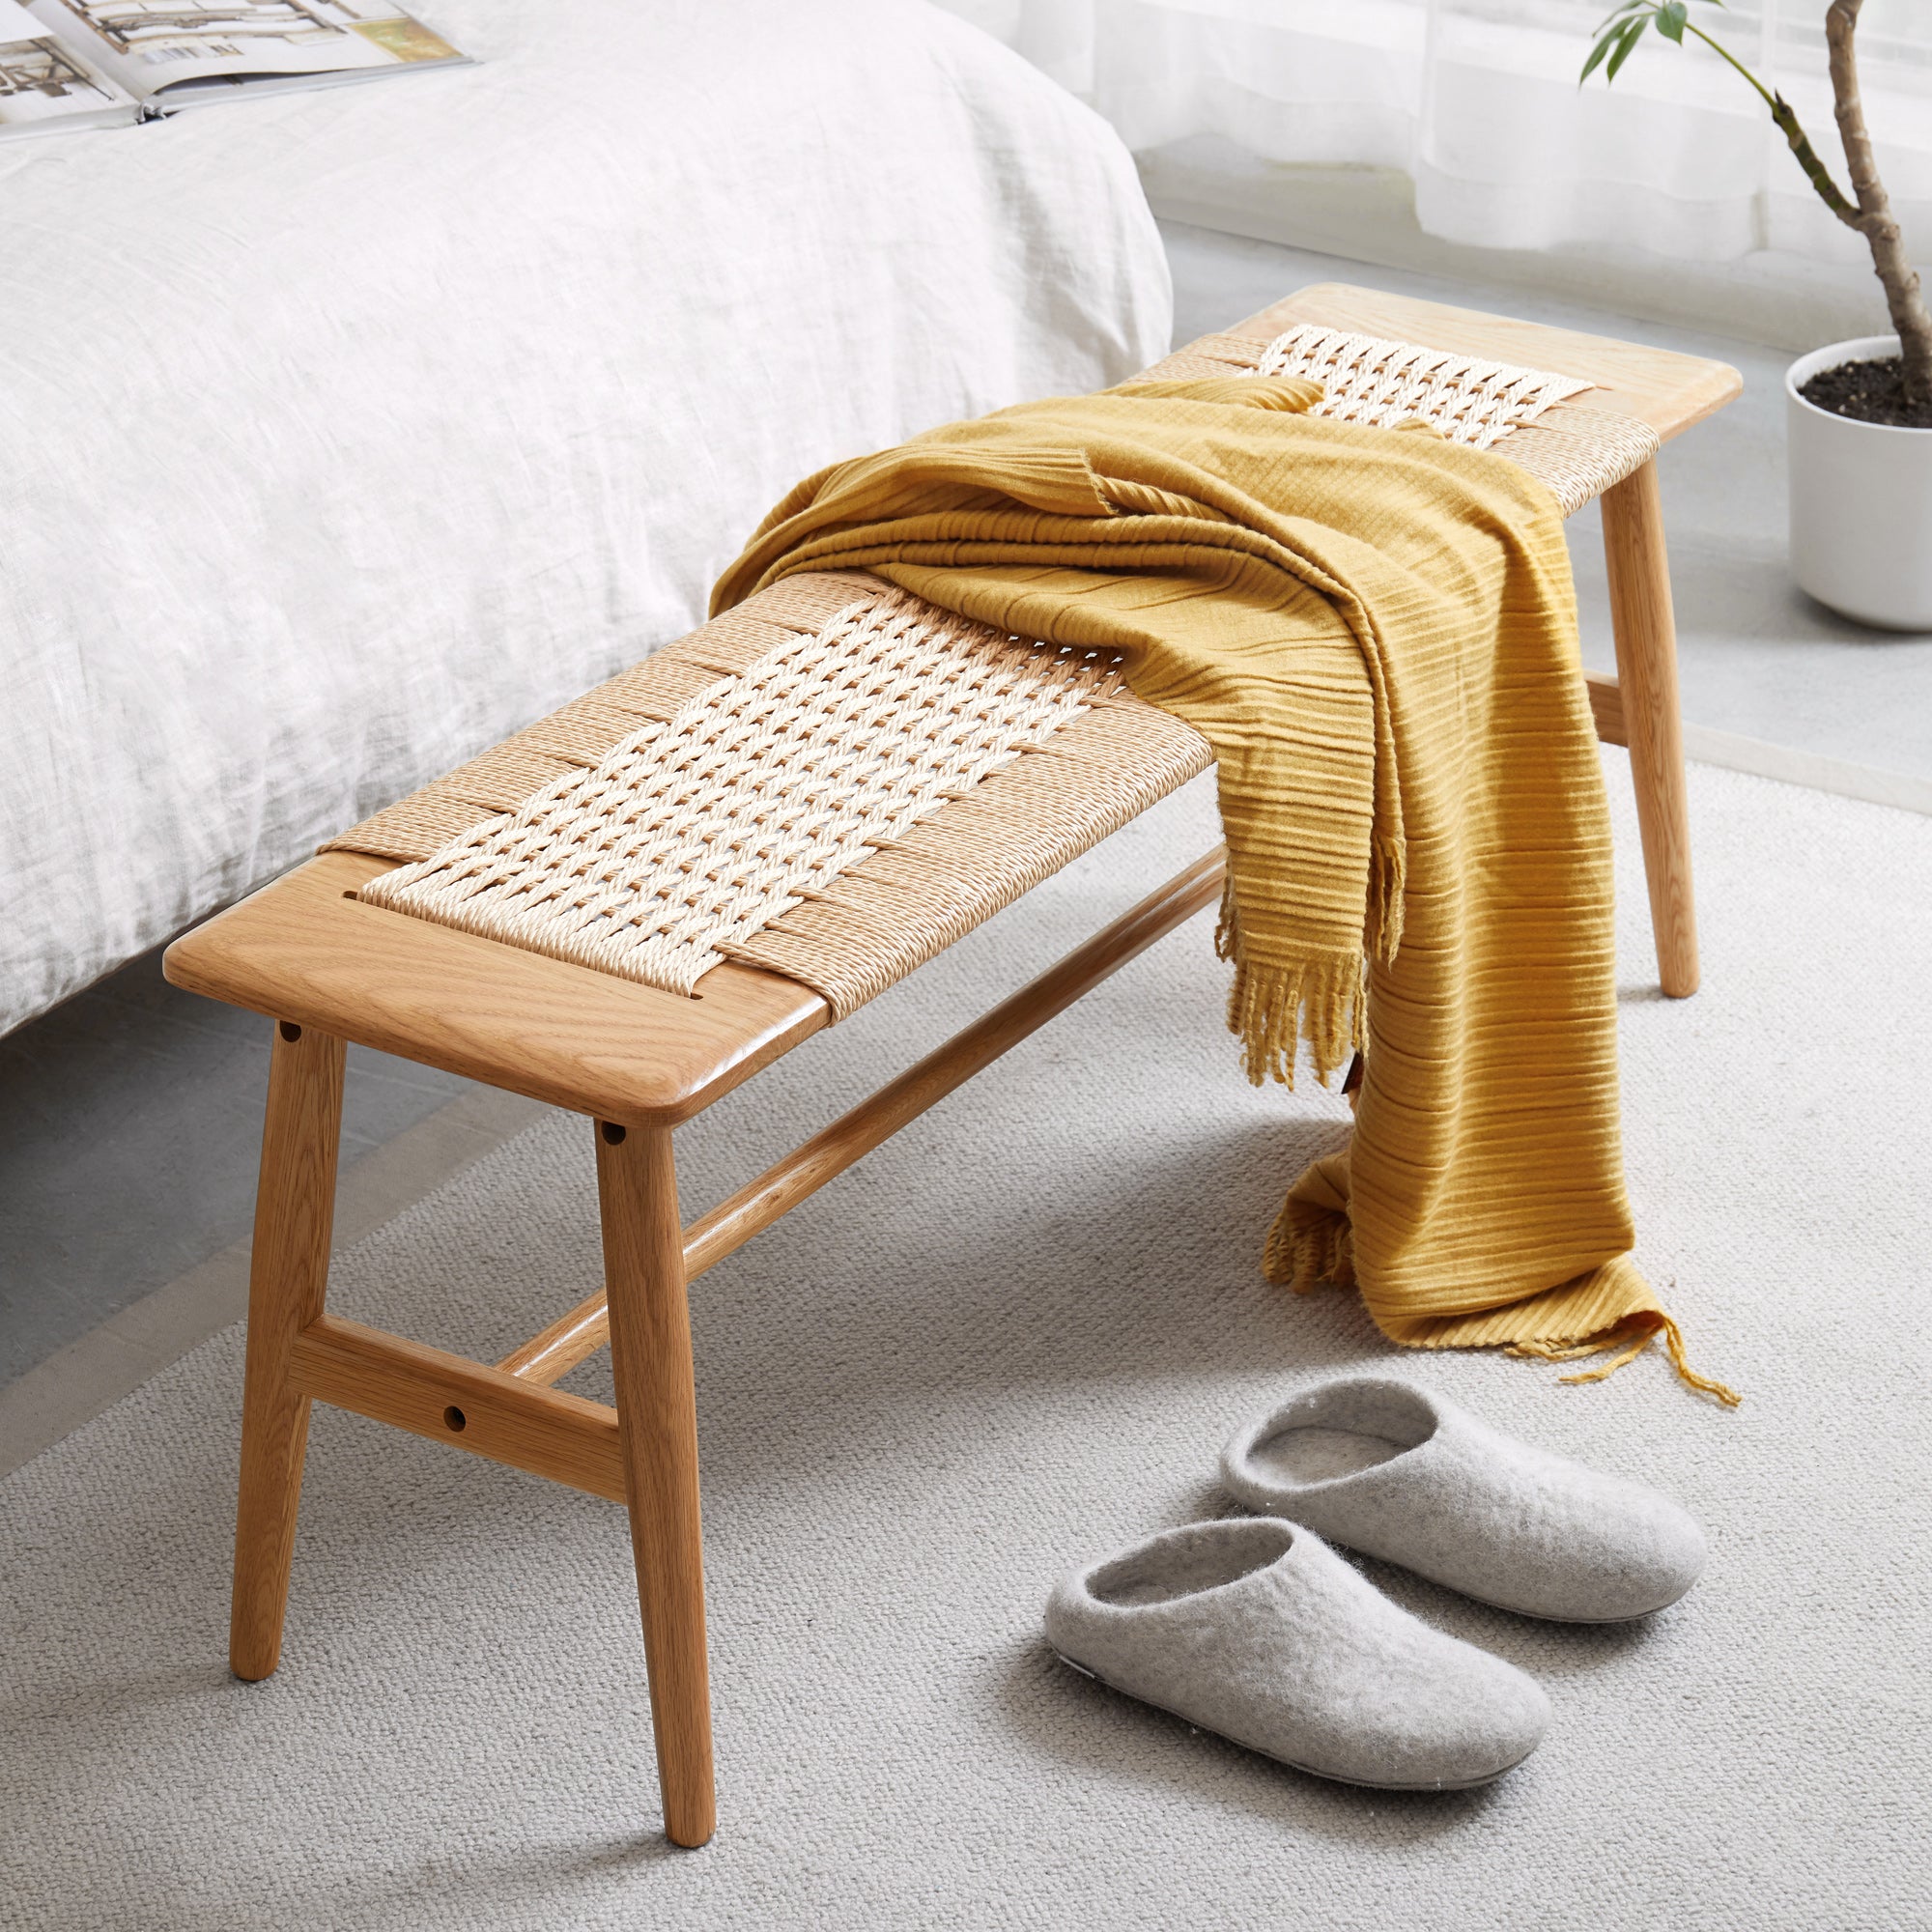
[163, 286, 1738, 1848]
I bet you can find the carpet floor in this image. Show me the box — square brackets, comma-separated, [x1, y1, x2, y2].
[3, 756, 1927, 1932]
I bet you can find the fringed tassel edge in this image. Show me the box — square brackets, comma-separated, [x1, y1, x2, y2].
[1364, 833, 1406, 967]
[1511, 1314, 1741, 1406]
[1215, 878, 1365, 1090]
[1262, 1198, 1353, 1295]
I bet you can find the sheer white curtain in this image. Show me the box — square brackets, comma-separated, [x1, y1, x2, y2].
[944, 0, 1932, 272]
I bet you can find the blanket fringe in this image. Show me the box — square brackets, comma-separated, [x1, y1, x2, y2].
[1263, 1199, 1353, 1294]
[1215, 879, 1364, 1088]
[1511, 1314, 1741, 1406]
[1365, 833, 1406, 966]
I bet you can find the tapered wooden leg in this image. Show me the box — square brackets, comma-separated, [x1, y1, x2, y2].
[230, 1021, 346, 1681]
[595, 1121, 716, 1850]
[1601, 458, 1700, 998]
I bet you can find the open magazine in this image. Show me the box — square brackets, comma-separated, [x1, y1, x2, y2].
[0, 0, 466, 136]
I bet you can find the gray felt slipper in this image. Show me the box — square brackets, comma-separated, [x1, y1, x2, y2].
[1220, 1377, 1706, 1622]
[1043, 1517, 1549, 1791]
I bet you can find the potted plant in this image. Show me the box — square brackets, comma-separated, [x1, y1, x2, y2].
[1585, 0, 1932, 630]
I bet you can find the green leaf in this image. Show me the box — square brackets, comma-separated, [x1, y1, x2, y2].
[1605, 14, 1648, 81]
[1582, 2, 1666, 84]
[1656, 2, 1688, 43]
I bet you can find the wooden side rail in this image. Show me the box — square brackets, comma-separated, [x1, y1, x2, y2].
[291, 1314, 626, 1503]
[498, 847, 1231, 1387]
[1585, 669, 1625, 747]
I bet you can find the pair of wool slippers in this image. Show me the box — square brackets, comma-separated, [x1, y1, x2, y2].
[1044, 1376, 1706, 1791]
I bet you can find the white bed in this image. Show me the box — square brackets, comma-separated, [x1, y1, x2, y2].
[0, 0, 1170, 1035]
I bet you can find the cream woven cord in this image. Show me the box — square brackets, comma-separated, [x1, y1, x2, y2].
[1138, 325, 1662, 515]
[1253, 325, 1592, 446]
[359, 593, 1133, 996]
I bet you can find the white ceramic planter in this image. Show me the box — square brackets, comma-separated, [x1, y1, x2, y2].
[1786, 333, 1932, 632]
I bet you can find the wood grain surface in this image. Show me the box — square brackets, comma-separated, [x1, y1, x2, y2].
[1602, 460, 1701, 995]
[164, 851, 830, 1127]
[228, 1022, 344, 1681]
[289, 1313, 626, 1503]
[597, 1122, 716, 1849]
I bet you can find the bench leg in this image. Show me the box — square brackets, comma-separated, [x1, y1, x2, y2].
[1601, 458, 1700, 997]
[595, 1121, 716, 1849]
[231, 1021, 346, 1681]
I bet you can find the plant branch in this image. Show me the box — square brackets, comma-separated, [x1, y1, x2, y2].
[1582, 0, 1931, 411]
[1826, 0, 1932, 403]
[1678, 22, 1860, 227]
[1586, 8, 1862, 226]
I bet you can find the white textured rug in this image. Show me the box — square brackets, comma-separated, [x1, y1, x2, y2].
[3, 757, 1928, 1932]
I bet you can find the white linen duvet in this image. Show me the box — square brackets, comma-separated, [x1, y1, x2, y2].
[0, 0, 1169, 1034]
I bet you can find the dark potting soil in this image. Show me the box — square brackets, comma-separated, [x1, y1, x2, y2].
[1798, 355, 1932, 429]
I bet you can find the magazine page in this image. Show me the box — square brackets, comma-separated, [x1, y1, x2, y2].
[23, 1, 460, 101]
[0, 0, 136, 131]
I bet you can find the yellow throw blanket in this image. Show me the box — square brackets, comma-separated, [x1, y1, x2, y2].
[713, 377, 1734, 1400]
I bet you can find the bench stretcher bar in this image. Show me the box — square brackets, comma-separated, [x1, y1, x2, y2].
[290, 848, 1229, 1477]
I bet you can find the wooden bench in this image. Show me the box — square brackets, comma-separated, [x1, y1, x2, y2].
[163, 286, 1739, 1847]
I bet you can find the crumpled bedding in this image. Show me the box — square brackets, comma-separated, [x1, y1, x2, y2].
[0, 0, 1169, 1034]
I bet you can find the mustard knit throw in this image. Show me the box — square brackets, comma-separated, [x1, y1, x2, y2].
[713, 378, 1734, 1399]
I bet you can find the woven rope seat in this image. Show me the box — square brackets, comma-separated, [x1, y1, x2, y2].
[331, 322, 1662, 1019]
[337, 573, 1212, 1018]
